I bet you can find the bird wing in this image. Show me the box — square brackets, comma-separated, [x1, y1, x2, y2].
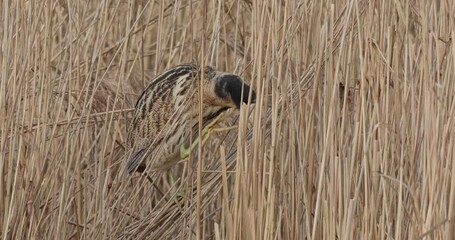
[125, 64, 200, 173]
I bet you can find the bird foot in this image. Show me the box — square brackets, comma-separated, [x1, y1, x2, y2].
[167, 170, 186, 203]
[179, 125, 238, 158]
[179, 127, 208, 158]
[180, 111, 236, 158]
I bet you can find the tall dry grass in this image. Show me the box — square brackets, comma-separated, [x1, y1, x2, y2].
[2, 0, 455, 239]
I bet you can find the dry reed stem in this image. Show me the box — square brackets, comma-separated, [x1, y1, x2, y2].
[2, 0, 455, 239]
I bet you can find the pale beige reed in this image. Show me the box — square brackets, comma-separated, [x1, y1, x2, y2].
[1, 0, 455, 239]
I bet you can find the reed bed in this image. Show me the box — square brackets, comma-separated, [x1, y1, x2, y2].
[1, 0, 455, 239]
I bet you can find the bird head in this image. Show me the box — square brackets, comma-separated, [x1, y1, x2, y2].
[205, 70, 256, 109]
[214, 74, 256, 108]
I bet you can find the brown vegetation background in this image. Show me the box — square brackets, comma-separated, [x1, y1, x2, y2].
[2, 0, 455, 239]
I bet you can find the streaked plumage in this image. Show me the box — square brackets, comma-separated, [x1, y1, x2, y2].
[126, 64, 255, 174]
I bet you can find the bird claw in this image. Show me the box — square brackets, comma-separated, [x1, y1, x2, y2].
[179, 125, 238, 159]
[179, 110, 238, 159]
[180, 144, 192, 158]
[179, 127, 210, 158]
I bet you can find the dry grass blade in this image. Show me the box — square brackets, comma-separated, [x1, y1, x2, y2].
[2, 0, 455, 240]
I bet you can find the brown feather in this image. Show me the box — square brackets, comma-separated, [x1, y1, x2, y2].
[126, 64, 255, 174]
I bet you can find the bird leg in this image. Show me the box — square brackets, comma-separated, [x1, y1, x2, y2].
[180, 112, 236, 158]
[166, 170, 186, 205]
[201, 125, 238, 144]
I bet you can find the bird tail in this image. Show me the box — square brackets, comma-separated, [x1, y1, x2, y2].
[126, 149, 145, 174]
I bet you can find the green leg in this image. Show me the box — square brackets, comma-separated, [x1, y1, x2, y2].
[179, 127, 209, 158]
[172, 118, 237, 207]
[167, 169, 185, 202]
[179, 113, 238, 158]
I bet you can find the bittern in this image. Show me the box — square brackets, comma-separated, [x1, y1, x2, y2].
[126, 64, 256, 174]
